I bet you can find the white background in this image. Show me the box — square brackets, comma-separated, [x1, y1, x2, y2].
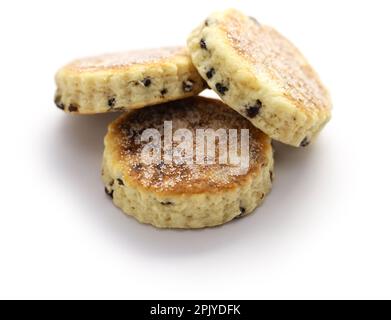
[0, 0, 390, 300]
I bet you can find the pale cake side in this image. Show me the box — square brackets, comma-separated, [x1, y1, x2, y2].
[102, 97, 274, 228]
[55, 47, 206, 114]
[187, 9, 332, 147]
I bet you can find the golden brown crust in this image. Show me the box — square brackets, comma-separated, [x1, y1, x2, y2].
[54, 47, 206, 114]
[63, 47, 187, 73]
[105, 97, 271, 195]
[219, 9, 330, 113]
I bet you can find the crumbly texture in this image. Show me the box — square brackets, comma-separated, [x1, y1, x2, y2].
[55, 47, 206, 114]
[102, 97, 274, 229]
[187, 9, 332, 147]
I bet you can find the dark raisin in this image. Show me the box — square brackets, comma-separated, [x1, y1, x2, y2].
[270, 171, 274, 182]
[133, 163, 143, 172]
[215, 83, 229, 95]
[206, 68, 215, 79]
[236, 207, 246, 219]
[204, 19, 209, 26]
[142, 78, 152, 87]
[55, 101, 64, 110]
[117, 178, 124, 186]
[56, 103, 65, 110]
[200, 38, 207, 50]
[245, 100, 262, 118]
[156, 161, 165, 171]
[300, 137, 310, 147]
[54, 96, 65, 110]
[108, 97, 116, 108]
[160, 88, 168, 96]
[183, 80, 194, 92]
[68, 104, 79, 112]
[105, 187, 113, 198]
[161, 201, 173, 206]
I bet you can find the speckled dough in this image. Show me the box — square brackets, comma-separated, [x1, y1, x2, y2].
[187, 9, 332, 147]
[102, 97, 274, 229]
[54, 47, 206, 114]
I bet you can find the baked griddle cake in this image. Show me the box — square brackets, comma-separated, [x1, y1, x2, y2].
[102, 97, 274, 228]
[187, 9, 332, 147]
[55, 47, 206, 114]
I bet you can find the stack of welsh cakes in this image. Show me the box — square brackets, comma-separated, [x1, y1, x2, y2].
[54, 9, 331, 229]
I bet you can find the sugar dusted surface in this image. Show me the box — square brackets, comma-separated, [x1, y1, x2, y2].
[66, 47, 185, 72]
[109, 97, 269, 194]
[220, 9, 330, 111]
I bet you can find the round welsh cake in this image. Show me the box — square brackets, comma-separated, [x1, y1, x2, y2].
[55, 47, 206, 114]
[187, 9, 332, 147]
[102, 97, 274, 228]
